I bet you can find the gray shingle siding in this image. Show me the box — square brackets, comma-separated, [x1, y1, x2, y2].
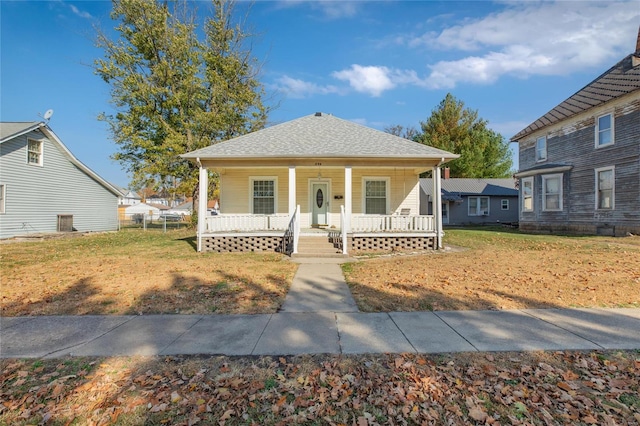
[517, 105, 640, 235]
[0, 128, 119, 239]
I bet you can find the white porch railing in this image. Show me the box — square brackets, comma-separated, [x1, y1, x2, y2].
[205, 214, 290, 233]
[204, 213, 435, 234]
[350, 214, 435, 233]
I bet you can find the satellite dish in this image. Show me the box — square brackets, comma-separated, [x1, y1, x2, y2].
[43, 109, 54, 121]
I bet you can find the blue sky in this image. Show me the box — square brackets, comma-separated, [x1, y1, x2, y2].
[2, 1, 639, 189]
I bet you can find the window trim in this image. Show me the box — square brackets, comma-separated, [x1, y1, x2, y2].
[521, 177, 534, 212]
[595, 112, 614, 148]
[468, 196, 490, 216]
[542, 174, 563, 212]
[501, 199, 509, 210]
[535, 136, 547, 162]
[27, 138, 43, 166]
[362, 177, 390, 215]
[0, 184, 5, 214]
[595, 166, 615, 210]
[249, 176, 278, 215]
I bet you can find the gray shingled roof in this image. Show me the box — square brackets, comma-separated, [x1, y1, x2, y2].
[182, 113, 457, 159]
[0, 122, 40, 142]
[511, 53, 640, 141]
[420, 178, 518, 197]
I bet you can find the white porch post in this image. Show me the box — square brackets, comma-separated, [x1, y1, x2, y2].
[344, 166, 352, 233]
[434, 165, 443, 249]
[288, 166, 296, 216]
[197, 163, 208, 252]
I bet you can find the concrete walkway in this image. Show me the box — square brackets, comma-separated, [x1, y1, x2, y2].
[1, 257, 639, 358]
[280, 260, 358, 313]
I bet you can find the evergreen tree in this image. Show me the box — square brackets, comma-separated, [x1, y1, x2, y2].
[415, 93, 512, 178]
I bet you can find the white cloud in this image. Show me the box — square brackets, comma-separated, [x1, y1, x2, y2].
[332, 65, 424, 97]
[68, 4, 93, 19]
[413, 1, 640, 88]
[272, 75, 340, 98]
[275, 0, 360, 19]
[332, 65, 395, 96]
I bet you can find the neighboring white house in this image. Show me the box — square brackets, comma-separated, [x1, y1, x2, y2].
[118, 189, 141, 206]
[0, 122, 123, 239]
[120, 202, 164, 221]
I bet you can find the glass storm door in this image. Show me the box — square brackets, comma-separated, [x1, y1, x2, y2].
[312, 183, 328, 226]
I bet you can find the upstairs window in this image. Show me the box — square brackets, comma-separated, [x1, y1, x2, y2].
[364, 179, 388, 214]
[27, 139, 43, 165]
[251, 178, 276, 215]
[542, 174, 563, 211]
[595, 167, 615, 210]
[596, 113, 614, 148]
[468, 196, 489, 216]
[522, 177, 533, 212]
[535, 136, 547, 162]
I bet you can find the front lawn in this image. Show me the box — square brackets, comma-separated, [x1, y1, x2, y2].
[0, 229, 297, 316]
[343, 228, 640, 312]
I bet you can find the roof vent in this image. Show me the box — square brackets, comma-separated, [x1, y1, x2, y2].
[315, 112, 322, 117]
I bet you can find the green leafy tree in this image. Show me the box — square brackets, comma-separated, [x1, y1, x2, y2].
[95, 0, 268, 204]
[415, 93, 512, 178]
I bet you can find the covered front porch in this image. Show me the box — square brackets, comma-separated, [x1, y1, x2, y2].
[195, 164, 446, 255]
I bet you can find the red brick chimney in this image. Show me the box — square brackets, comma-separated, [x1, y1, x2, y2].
[636, 25, 640, 54]
[443, 167, 450, 179]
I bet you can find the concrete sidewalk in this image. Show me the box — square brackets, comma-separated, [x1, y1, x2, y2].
[2, 308, 639, 358]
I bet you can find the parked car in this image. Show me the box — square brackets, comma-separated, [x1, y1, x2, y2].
[159, 213, 183, 222]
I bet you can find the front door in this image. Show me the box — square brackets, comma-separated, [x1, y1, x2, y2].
[312, 182, 328, 226]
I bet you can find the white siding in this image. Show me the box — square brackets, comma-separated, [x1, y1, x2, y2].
[0, 130, 119, 239]
[217, 166, 421, 225]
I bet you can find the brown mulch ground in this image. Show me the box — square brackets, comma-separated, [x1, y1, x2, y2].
[2, 351, 639, 425]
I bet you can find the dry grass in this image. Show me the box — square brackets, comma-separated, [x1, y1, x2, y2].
[2, 227, 640, 317]
[343, 228, 640, 312]
[0, 229, 297, 316]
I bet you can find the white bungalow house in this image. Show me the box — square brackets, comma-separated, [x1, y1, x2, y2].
[0, 121, 123, 239]
[181, 112, 458, 255]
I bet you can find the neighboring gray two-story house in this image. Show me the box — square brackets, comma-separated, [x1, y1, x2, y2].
[511, 35, 640, 236]
[0, 122, 123, 239]
[420, 176, 518, 226]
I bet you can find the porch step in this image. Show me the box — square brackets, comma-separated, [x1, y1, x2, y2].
[292, 235, 346, 258]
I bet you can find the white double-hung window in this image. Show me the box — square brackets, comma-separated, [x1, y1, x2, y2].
[27, 139, 43, 166]
[535, 136, 547, 162]
[364, 179, 388, 214]
[596, 113, 614, 148]
[595, 167, 615, 210]
[522, 177, 533, 212]
[251, 178, 276, 214]
[542, 174, 563, 211]
[468, 196, 489, 216]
